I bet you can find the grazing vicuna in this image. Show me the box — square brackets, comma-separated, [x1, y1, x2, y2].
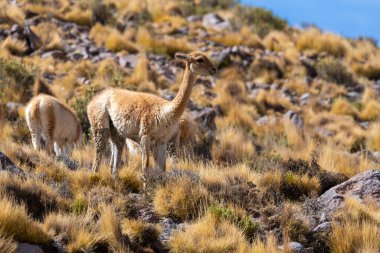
[87, 51, 216, 176]
[25, 94, 81, 157]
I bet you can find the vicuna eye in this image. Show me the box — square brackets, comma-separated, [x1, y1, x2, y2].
[196, 58, 204, 63]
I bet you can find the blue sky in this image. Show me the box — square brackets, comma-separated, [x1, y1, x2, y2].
[241, 0, 380, 42]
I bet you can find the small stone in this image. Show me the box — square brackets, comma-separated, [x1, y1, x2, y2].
[15, 243, 44, 253]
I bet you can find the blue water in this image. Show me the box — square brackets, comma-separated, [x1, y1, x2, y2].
[241, 0, 380, 43]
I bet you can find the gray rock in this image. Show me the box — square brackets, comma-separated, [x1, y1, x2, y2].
[118, 54, 138, 68]
[316, 170, 380, 219]
[0, 152, 26, 177]
[41, 50, 67, 60]
[187, 15, 202, 22]
[15, 243, 44, 253]
[159, 218, 185, 244]
[202, 13, 231, 31]
[312, 222, 332, 234]
[279, 242, 313, 252]
[284, 110, 304, 128]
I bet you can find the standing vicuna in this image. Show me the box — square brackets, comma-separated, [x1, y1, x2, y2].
[25, 94, 82, 157]
[87, 51, 216, 176]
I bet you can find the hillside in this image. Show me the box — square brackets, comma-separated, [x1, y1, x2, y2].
[0, 0, 380, 253]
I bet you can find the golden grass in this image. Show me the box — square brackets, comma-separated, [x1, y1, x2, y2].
[61, 7, 92, 26]
[263, 31, 293, 52]
[360, 100, 380, 121]
[121, 218, 160, 245]
[296, 28, 348, 57]
[0, 231, 17, 253]
[318, 142, 375, 177]
[31, 22, 62, 51]
[366, 123, 380, 151]
[154, 177, 209, 220]
[169, 214, 249, 253]
[105, 30, 139, 53]
[1, 37, 27, 55]
[43, 212, 104, 253]
[249, 234, 284, 253]
[330, 198, 380, 253]
[211, 127, 255, 164]
[0, 195, 51, 244]
[99, 205, 130, 252]
[0, 2, 25, 25]
[331, 98, 359, 118]
[211, 27, 263, 48]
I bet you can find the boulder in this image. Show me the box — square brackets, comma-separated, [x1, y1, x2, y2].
[278, 242, 314, 253]
[0, 152, 26, 177]
[284, 110, 304, 129]
[15, 243, 43, 253]
[316, 170, 380, 219]
[202, 13, 231, 31]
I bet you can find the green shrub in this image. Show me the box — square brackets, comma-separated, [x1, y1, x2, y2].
[233, 5, 287, 37]
[210, 205, 259, 239]
[0, 58, 35, 103]
[316, 58, 355, 86]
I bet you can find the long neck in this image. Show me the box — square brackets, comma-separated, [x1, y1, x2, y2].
[165, 62, 196, 122]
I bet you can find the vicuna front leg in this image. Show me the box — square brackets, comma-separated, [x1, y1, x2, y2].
[31, 131, 42, 150]
[155, 142, 167, 171]
[92, 128, 109, 172]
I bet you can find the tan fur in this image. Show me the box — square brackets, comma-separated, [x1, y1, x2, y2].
[87, 51, 216, 176]
[25, 94, 81, 157]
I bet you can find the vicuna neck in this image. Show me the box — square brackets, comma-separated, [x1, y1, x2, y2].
[165, 61, 196, 122]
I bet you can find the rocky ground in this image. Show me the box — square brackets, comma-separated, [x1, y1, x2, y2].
[0, 0, 380, 253]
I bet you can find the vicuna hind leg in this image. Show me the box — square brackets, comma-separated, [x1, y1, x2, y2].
[30, 130, 42, 150]
[154, 142, 167, 171]
[92, 128, 109, 172]
[109, 126, 124, 178]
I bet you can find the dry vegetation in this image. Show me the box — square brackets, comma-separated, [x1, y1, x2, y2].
[0, 0, 379, 252]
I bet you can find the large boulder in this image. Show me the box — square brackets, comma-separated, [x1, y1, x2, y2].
[316, 170, 380, 219]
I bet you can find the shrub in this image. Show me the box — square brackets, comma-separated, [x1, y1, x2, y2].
[0, 58, 35, 103]
[71, 194, 88, 214]
[316, 58, 354, 86]
[360, 100, 380, 121]
[154, 177, 209, 220]
[233, 5, 287, 37]
[331, 98, 359, 118]
[210, 205, 259, 239]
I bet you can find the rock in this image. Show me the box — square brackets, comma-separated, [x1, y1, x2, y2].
[0, 152, 26, 177]
[187, 15, 202, 22]
[300, 93, 311, 105]
[6, 102, 23, 121]
[316, 170, 380, 219]
[23, 26, 42, 53]
[118, 54, 138, 68]
[202, 13, 231, 31]
[159, 218, 185, 244]
[312, 222, 332, 234]
[190, 107, 217, 132]
[284, 110, 304, 128]
[41, 50, 67, 60]
[15, 243, 44, 253]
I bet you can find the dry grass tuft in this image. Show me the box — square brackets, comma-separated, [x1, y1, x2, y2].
[249, 234, 284, 253]
[212, 127, 255, 164]
[331, 98, 359, 118]
[360, 100, 380, 121]
[0, 195, 51, 245]
[99, 205, 131, 252]
[0, 231, 17, 253]
[1, 37, 27, 56]
[154, 177, 209, 220]
[169, 214, 249, 253]
[330, 198, 380, 253]
[121, 219, 160, 246]
[0, 3, 25, 25]
[31, 22, 62, 51]
[297, 28, 348, 57]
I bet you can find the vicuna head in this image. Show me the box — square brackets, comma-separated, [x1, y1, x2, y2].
[175, 51, 216, 76]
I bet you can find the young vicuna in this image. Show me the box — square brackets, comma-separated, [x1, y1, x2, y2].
[25, 94, 81, 157]
[87, 51, 216, 176]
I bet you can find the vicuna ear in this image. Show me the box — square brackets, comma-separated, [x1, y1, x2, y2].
[175, 52, 189, 61]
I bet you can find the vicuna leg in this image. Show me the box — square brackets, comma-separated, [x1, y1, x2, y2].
[31, 131, 42, 150]
[109, 126, 124, 177]
[168, 132, 180, 169]
[54, 142, 62, 156]
[92, 128, 109, 173]
[155, 142, 167, 171]
[140, 135, 150, 170]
